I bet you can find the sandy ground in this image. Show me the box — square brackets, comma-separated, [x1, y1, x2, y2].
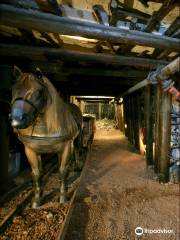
[65, 129, 179, 240]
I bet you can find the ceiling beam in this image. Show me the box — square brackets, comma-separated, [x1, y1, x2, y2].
[28, 62, 148, 78]
[0, 43, 169, 69]
[76, 97, 114, 101]
[0, 4, 180, 51]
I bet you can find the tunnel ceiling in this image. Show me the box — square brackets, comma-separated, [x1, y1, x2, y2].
[0, 0, 179, 96]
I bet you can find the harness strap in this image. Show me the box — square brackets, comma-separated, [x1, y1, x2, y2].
[18, 134, 73, 143]
[12, 97, 39, 112]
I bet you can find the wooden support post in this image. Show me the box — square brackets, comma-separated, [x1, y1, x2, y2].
[121, 104, 124, 133]
[154, 85, 161, 173]
[134, 92, 140, 150]
[128, 97, 133, 144]
[121, 104, 125, 133]
[126, 98, 130, 140]
[131, 95, 136, 145]
[144, 85, 154, 166]
[136, 93, 142, 152]
[98, 102, 102, 120]
[115, 104, 121, 130]
[123, 98, 128, 138]
[158, 91, 172, 182]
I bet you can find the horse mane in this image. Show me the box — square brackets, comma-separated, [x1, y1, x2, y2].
[41, 75, 79, 136]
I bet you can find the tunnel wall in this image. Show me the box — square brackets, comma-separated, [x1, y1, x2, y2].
[115, 85, 179, 183]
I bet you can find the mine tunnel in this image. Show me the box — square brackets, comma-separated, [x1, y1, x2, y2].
[0, 0, 179, 240]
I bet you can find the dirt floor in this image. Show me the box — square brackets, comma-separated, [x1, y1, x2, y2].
[65, 128, 179, 240]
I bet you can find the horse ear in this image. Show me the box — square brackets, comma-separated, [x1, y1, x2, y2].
[13, 66, 22, 80]
[35, 67, 43, 79]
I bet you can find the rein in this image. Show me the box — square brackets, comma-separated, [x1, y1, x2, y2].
[18, 134, 73, 143]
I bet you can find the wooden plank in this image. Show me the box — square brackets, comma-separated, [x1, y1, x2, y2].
[0, 43, 169, 69]
[0, 4, 180, 51]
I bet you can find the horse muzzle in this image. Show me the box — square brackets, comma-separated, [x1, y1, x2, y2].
[11, 99, 37, 129]
[11, 116, 30, 129]
[11, 109, 33, 129]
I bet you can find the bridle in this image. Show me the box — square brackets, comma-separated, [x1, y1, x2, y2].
[12, 75, 48, 116]
[12, 97, 40, 114]
[11, 75, 49, 136]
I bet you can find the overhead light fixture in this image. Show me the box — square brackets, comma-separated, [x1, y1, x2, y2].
[60, 34, 97, 42]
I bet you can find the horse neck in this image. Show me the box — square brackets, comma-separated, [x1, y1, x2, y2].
[43, 84, 78, 136]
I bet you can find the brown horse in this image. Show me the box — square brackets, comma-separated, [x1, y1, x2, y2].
[11, 66, 83, 208]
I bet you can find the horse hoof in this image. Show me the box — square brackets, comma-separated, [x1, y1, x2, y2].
[32, 201, 39, 209]
[59, 196, 68, 204]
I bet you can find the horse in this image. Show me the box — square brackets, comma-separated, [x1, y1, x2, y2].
[11, 66, 83, 208]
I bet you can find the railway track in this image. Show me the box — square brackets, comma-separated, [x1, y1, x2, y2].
[0, 152, 89, 240]
[0, 115, 94, 240]
[0, 158, 58, 234]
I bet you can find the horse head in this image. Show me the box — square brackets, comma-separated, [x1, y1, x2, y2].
[11, 66, 47, 129]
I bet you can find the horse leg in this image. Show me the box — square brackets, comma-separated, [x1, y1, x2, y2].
[58, 141, 73, 204]
[25, 146, 41, 208]
[74, 135, 83, 171]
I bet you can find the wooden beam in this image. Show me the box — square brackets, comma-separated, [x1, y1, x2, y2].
[110, 2, 150, 24]
[124, 0, 134, 8]
[29, 62, 148, 78]
[144, 0, 177, 33]
[0, 4, 180, 51]
[152, 17, 180, 58]
[109, 0, 150, 22]
[118, 1, 179, 55]
[76, 97, 114, 101]
[0, 43, 169, 69]
[34, 0, 62, 15]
